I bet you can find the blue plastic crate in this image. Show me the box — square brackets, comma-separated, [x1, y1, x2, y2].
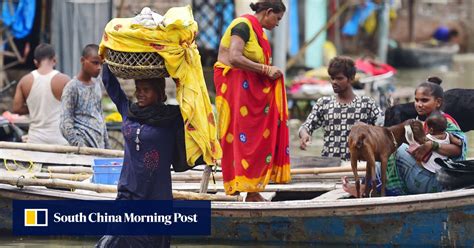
[92, 158, 123, 185]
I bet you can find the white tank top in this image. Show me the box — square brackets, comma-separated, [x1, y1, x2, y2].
[26, 70, 69, 145]
[422, 132, 450, 173]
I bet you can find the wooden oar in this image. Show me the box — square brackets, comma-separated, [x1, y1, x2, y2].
[0, 176, 242, 201]
[0, 141, 124, 157]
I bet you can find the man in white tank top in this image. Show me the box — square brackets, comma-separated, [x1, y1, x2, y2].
[12, 43, 70, 145]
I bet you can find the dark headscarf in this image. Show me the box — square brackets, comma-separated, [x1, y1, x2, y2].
[126, 79, 201, 172]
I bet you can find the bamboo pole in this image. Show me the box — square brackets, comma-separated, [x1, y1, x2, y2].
[45, 166, 93, 174]
[172, 165, 367, 181]
[286, 1, 351, 70]
[33, 172, 91, 181]
[291, 165, 366, 175]
[0, 141, 124, 157]
[0, 176, 242, 202]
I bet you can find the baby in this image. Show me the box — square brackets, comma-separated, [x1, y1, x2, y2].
[422, 111, 462, 173]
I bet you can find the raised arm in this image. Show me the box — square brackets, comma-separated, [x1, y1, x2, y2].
[101, 64, 129, 116]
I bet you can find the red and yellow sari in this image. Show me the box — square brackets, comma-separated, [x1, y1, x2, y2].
[214, 14, 291, 195]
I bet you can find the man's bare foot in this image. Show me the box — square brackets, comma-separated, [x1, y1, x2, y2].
[342, 176, 366, 198]
[245, 192, 268, 202]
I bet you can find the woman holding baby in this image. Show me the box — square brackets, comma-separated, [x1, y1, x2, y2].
[343, 78, 468, 196]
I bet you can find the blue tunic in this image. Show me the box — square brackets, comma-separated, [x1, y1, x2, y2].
[103, 75, 177, 201]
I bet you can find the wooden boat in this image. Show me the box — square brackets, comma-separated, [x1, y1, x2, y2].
[387, 42, 459, 68]
[1, 142, 474, 246]
[1, 183, 474, 246]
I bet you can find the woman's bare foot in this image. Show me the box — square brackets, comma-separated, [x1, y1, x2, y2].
[342, 176, 366, 197]
[245, 192, 268, 202]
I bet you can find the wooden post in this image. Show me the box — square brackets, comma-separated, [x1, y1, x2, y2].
[0, 24, 4, 89]
[334, 0, 342, 55]
[408, 0, 415, 43]
[199, 165, 213, 193]
[286, 1, 350, 70]
[377, 0, 390, 63]
[273, 0, 289, 76]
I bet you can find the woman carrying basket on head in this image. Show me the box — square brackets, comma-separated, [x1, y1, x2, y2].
[96, 5, 222, 247]
[96, 65, 178, 247]
[214, 0, 290, 202]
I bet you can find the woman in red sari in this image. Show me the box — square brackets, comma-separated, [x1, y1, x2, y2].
[214, 0, 289, 202]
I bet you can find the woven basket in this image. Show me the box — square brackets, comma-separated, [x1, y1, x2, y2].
[104, 49, 169, 79]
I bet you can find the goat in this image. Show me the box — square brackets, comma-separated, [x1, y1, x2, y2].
[348, 120, 425, 198]
[384, 89, 474, 132]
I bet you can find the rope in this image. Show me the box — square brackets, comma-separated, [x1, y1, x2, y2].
[25, 160, 34, 172]
[3, 158, 13, 171]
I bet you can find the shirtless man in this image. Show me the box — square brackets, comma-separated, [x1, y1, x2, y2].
[12, 43, 70, 145]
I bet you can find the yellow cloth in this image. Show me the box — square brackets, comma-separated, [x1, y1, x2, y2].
[105, 112, 123, 123]
[99, 5, 222, 166]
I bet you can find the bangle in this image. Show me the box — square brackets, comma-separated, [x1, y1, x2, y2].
[432, 140, 439, 151]
[260, 64, 265, 74]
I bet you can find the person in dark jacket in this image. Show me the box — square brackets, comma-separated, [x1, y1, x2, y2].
[96, 64, 182, 248]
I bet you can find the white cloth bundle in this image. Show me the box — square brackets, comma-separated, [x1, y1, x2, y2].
[132, 7, 164, 29]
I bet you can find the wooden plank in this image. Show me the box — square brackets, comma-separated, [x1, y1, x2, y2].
[0, 149, 98, 166]
[311, 188, 350, 201]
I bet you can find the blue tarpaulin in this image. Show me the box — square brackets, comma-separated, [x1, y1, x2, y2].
[1, 0, 36, 39]
[342, 0, 377, 36]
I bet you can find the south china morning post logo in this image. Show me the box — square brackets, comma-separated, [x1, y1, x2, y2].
[24, 209, 48, 227]
[13, 200, 211, 235]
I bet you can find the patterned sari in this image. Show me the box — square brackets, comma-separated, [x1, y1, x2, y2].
[214, 14, 291, 195]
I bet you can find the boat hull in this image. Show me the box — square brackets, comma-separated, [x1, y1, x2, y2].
[1, 185, 474, 245]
